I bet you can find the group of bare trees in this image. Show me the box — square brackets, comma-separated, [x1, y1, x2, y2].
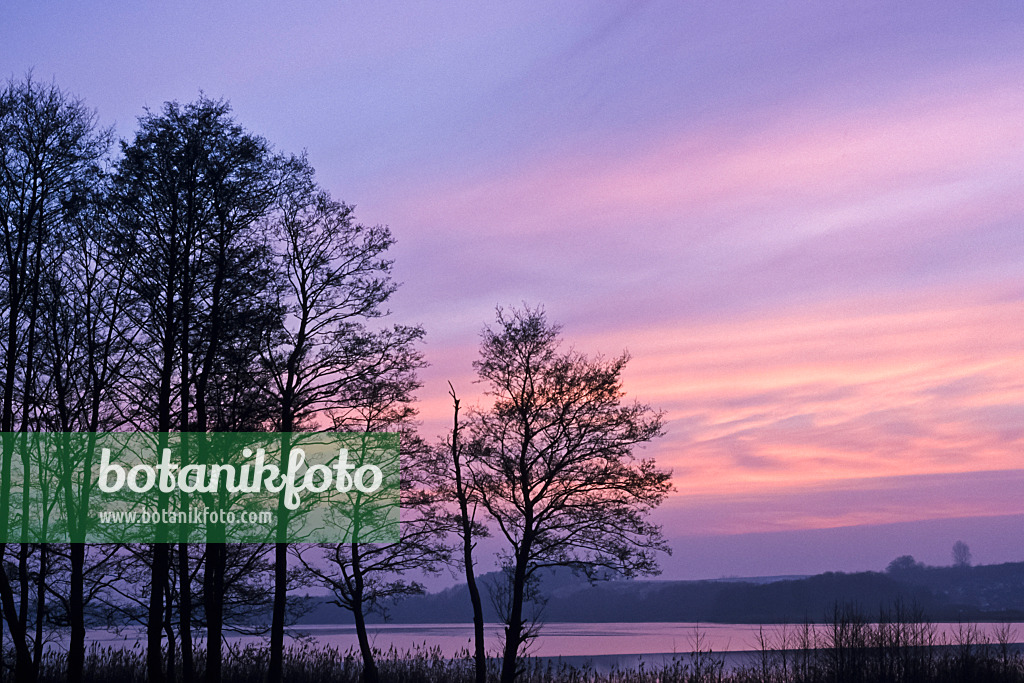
[0, 75, 672, 683]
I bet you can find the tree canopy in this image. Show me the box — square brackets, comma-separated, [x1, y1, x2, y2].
[468, 305, 672, 683]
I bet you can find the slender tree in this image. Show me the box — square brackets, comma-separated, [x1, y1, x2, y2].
[36, 162, 141, 682]
[298, 353, 448, 683]
[112, 99, 192, 683]
[0, 75, 110, 683]
[260, 158, 421, 683]
[443, 383, 487, 683]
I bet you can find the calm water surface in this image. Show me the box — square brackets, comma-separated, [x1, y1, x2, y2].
[87, 622, 1024, 658]
[242, 622, 1023, 657]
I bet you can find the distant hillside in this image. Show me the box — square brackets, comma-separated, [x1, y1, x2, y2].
[296, 562, 1024, 625]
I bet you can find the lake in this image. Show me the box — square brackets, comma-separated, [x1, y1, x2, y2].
[83, 621, 1023, 659]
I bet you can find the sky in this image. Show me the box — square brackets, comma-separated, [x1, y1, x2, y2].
[3, 1, 1023, 579]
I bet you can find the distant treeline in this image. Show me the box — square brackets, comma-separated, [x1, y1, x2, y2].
[298, 562, 1024, 625]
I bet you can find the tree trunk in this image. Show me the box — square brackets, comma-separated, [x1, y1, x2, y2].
[32, 545, 46, 682]
[1, 310, 20, 540]
[147, 543, 168, 683]
[164, 572, 176, 683]
[68, 543, 85, 683]
[463, 515, 487, 683]
[149, 339, 175, 683]
[0, 545, 34, 683]
[179, 240, 196, 683]
[148, 434, 173, 683]
[204, 543, 226, 683]
[269, 429, 294, 683]
[17, 543, 28, 638]
[352, 603, 379, 683]
[178, 542, 195, 682]
[500, 435, 535, 683]
[350, 544, 379, 683]
[450, 386, 487, 683]
[498, 553, 529, 683]
[268, 542, 288, 683]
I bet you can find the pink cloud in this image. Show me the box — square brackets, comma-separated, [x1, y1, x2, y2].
[592, 291, 1024, 507]
[385, 74, 1024, 242]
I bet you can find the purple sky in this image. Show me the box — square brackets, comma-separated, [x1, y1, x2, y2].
[4, 2, 1023, 579]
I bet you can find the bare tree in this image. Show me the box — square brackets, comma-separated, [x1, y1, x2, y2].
[468, 306, 672, 683]
[0, 74, 111, 683]
[34, 165, 143, 683]
[952, 541, 972, 568]
[298, 481, 446, 683]
[298, 378, 449, 683]
[441, 383, 487, 683]
[260, 157, 423, 683]
[0, 77, 434, 683]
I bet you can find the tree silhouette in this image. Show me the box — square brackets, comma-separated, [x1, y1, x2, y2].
[0, 74, 111, 683]
[952, 540, 972, 568]
[259, 155, 425, 683]
[111, 95, 281, 683]
[467, 306, 672, 683]
[886, 555, 924, 574]
[441, 383, 487, 683]
[297, 357, 447, 683]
